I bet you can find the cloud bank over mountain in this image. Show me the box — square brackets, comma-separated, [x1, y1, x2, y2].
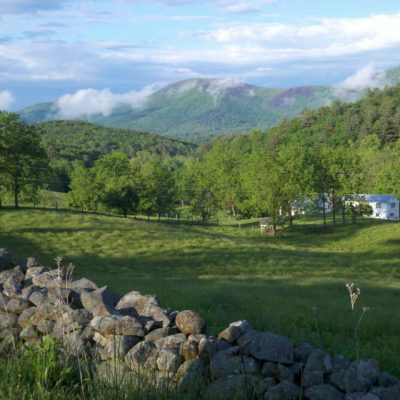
[338, 63, 386, 91]
[54, 86, 158, 119]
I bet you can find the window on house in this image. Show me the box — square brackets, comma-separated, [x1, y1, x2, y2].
[375, 213, 380, 217]
[376, 202, 381, 209]
[391, 202, 396, 208]
[390, 213, 395, 217]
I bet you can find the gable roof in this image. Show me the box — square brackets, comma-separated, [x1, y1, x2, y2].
[360, 194, 399, 203]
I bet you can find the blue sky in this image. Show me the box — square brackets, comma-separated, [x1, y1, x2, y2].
[1, 0, 400, 111]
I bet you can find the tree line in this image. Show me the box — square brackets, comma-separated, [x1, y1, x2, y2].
[1, 83, 400, 231]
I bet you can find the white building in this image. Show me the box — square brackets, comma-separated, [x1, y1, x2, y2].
[360, 194, 400, 221]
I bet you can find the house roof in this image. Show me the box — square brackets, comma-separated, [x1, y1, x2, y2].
[360, 194, 399, 203]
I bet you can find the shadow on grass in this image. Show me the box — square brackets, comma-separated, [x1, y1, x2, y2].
[1, 224, 400, 376]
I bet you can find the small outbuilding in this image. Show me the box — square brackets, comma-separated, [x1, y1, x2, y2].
[360, 194, 400, 221]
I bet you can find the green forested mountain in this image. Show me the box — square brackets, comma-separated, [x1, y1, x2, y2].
[18, 66, 400, 142]
[16, 79, 338, 142]
[18, 102, 53, 124]
[88, 80, 335, 142]
[37, 120, 195, 165]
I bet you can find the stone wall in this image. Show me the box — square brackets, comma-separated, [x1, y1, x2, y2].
[0, 248, 399, 400]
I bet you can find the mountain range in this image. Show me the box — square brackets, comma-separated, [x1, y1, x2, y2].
[18, 66, 400, 142]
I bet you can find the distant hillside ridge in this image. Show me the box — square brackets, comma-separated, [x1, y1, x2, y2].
[37, 120, 196, 166]
[18, 65, 400, 142]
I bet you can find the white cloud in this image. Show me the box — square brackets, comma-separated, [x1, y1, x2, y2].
[196, 13, 400, 55]
[54, 86, 157, 119]
[0, 90, 14, 110]
[206, 78, 244, 95]
[220, 3, 261, 14]
[337, 62, 386, 91]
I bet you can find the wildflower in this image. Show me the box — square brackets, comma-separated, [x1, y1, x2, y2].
[346, 283, 361, 311]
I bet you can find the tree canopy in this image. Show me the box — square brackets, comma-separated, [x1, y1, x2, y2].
[0, 112, 48, 208]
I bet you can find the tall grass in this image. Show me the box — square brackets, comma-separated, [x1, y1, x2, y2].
[0, 338, 198, 400]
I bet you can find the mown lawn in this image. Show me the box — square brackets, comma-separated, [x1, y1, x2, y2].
[1, 208, 400, 375]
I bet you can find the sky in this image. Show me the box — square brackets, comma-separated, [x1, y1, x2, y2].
[1, 0, 400, 111]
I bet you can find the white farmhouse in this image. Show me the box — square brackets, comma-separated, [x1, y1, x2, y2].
[360, 194, 400, 220]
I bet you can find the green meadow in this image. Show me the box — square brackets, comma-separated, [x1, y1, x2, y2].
[1, 207, 400, 376]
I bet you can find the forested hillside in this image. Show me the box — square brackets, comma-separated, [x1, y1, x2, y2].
[267, 84, 400, 145]
[37, 120, 195, 163]
[34, 120, 195, 192]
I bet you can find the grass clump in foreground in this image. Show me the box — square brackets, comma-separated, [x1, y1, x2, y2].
[0, 208, 400, 377]
[0, 337, 197, 400]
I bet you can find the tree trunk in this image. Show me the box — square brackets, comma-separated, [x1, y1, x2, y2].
[14, 176, 19, 209]
[332, 189, 336, 226]
[342, 206, 345, 225]
[322, 198, 327, 230]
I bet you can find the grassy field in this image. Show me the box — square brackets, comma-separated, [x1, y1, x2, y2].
[1, 207, 400, 376]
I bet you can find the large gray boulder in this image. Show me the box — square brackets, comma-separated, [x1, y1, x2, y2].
[81, 286, 120, 316]
[97, 335, 139, 360]
[249, 332, 294, 364]
[156, 348, 182, 373]
[5, 298, 29, 314]
[0, 266, 25, 285]
[154, 333, 186, 350]
[330, 368, 372, 393]
[218, 320, 253, 344]
[377, 385, 400, 400]
[352, 359, 379, 384]
[176, 359, 207, 393]
[0, 311, 18, 329]
[124, 341, 160, 372]
[303, 349, 332, 388]
[210, 347, 259, 379]
[90, 315, 145, 337]
[305, 384, 344, 400]
[198, 337, 231, 360]
[175, 310, 206, 335]
[54, 309, 93, 334]
[264, 381, 301, 400]
[29, 288, 58, 306]
[204, 375, 258, 400]
[18, 307, 37, 328]
[70, 277, 98, 293]
[377, 372, 400, 387]
[116, 291, 172, 327]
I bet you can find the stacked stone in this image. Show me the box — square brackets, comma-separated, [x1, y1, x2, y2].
[1, 248, 400, 400]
